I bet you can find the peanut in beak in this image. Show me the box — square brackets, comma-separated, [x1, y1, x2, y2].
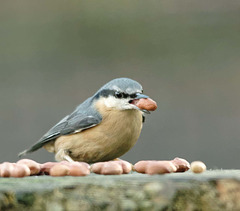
[135, 98, 157, 111]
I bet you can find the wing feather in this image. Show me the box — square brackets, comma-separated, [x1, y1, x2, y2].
[19, 100, 102, 156]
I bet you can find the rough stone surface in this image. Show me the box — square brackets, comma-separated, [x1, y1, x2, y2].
[0, 170, 240, 210]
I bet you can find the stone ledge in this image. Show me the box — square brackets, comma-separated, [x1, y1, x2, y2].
[1, 170, 240, 210]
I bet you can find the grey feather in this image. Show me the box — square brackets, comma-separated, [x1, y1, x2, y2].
[19, 97, 102, 157]
[98, 78, 143, 95]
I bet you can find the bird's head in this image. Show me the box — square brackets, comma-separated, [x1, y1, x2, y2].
[93, 78, 157, 113]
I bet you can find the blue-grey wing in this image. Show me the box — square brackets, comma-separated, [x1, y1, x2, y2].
[19, 110, 102, 156]
[60, 114, 100, 135]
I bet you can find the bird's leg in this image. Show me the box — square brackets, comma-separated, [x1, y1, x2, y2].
[55, 149, 74, 162]
[63, 154, 74, 162]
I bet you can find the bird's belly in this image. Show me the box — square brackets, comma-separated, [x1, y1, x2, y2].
[54, 109, 143, 163]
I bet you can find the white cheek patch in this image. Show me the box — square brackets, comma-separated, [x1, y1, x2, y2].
[103, 96, 133, 110]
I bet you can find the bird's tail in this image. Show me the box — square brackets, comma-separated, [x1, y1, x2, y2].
[18, 149, 29, 158]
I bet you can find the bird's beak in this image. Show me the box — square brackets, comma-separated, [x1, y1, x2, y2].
[135, 93, 149, 99]
[129, 93, 157, 114]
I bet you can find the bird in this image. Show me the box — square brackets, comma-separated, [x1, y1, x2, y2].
[19, 78, 157, 163]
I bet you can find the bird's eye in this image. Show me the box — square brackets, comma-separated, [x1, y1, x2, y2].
[115, 92, 123, 98]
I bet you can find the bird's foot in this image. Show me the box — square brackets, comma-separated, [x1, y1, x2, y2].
[63, 155, 74, 162]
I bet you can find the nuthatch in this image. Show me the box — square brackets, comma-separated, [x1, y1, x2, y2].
[19, 78, 157, 163]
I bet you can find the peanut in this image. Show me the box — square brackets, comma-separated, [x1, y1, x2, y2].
[65, 162, 90, 176]
[116, 160, 132, 174]
[190, 161, 206, 173]
[0, 162, 14, 177]
[134, 160, 177, 175]
[11, 164, 31, 178]
[134, 158, 190, 175]
[147, 161, 177, 175]
[91, 161, 125, 175]
[49, 164, 70, 176]
[133, 160, 148, 173]
[0, 162, 30, 177]
[171, 157, 190, 172]
[40, 162, 59, 174]
[17, 159, 41, 175]
[136, 98, 157, 111]
[44, 161, 90, 176]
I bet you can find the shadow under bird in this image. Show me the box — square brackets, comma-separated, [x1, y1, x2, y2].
[19, 78, 157, 163]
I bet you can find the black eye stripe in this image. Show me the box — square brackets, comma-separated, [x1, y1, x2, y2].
[130, 94, 137, 98]
[115, 92, 138, 99]
[94, 89, 140, 100]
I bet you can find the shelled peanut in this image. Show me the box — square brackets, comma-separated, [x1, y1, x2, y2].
[91, 160, 132, 175]
[49, 161, 90, 176]
[17, 159, 41, 175]
[133, 157, 190, 175]
[0, 162, 30, 177]
[190, 161, 206, 173]
[0, 159, 90, 177]
[0, 157, 192, 177]
[136, 98, 157, 111]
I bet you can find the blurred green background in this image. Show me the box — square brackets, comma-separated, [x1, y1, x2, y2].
[1, 1, 240, 168]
